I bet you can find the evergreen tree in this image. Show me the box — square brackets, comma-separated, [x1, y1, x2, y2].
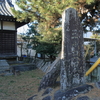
[22, 23, 61, 60]
[11, 0, 100, 59]
[11, 0, 100, 91]
[11, 0, 99, 44]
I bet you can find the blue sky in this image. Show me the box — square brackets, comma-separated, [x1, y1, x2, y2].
[12, 0, 18, 9]
[12, 0, 29, 34]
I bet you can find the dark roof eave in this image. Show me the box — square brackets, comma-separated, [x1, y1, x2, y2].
[0, 15, 16, 21]
[0, 15, 28, 28]
[16, 21, 29, 28]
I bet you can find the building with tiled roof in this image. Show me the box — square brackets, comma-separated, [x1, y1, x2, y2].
[0, 0, 13, 16]
[0, 0, 26, 60]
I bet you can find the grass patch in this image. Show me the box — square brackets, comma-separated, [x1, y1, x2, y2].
[0, 69, 44, 100]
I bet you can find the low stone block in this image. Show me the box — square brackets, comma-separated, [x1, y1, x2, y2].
[95, 82, 100, 89]
[42, 96, 52, 100]
[0, 60, 10, 67]
[76, 96, 90, 100]
[42, 88, 53, 96]
[54, 84, 93, 100]
[27, 95, 37, 100]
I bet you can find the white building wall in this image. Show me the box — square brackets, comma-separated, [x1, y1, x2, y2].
[3, 21, 15, 30]
[17, 42, 36, 57]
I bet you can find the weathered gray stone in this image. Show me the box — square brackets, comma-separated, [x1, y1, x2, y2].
[95, 82, 100, 89]
[38, 57, 61, 91]
[42, 96, 52, 100]
[11, 64, 35, 72]
[27, 84, 93, 100]
[54, 84, 93, 100]
[76, 96, 90, 100]
[0, 67, 10, 70]
[5, 72, 13, 76]
[0, 60, 9, 67]
[0, 60, 12, 76]
[27, 95, 37, 100]
[60, 8, 85, 91]
[42, 88, 53, 96]
[54, 90, 64, 100]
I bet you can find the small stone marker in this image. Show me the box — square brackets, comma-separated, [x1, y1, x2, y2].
[54, 84, 93, 100]
[42, 96, 52, 100]
[61, 8, 85, 90]
[95, 81, 100, 89]
[0, 60, 11, 76]
[76, 96, 90, 100]
[0, 60, 10, 71]
[0, 60, 9, 67]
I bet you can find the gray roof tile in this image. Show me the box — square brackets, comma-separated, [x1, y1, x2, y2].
[0, 0, 14, 16]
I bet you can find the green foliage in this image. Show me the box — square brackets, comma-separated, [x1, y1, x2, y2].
[84, 44, 94, 60]
[21, 23, 61, 58]
[35, 42, 61, 57]
[12, 0, 96, 34]
[11, 0, 99, 57]
[81, 0, 100, 31]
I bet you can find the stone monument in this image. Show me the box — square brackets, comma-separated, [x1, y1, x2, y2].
[60, 8, 85, 91]
[27, 8, 94, 100]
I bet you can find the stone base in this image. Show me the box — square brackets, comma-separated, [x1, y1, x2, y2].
[0, 60, 12, 76]
[27, 84, 93, 100]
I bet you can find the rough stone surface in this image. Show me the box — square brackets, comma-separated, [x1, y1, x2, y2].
[76, 96, 90, 100]
[60, 8, 85, 90]
[38, 57, 61, 91]
[27, 84, 93, 100]
[11, 64, 35, 72]
[0, 60, 13, 76]
[0, 60, 9, 67]
[95, 82, 100, 89]
[54, 84, 93, 100]
[42, 96, 52, 100]
[27, 95, 37, 100]
[42, 88, 53, 96]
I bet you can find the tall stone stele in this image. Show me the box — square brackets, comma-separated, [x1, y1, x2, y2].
[60, 8, 85, 91]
